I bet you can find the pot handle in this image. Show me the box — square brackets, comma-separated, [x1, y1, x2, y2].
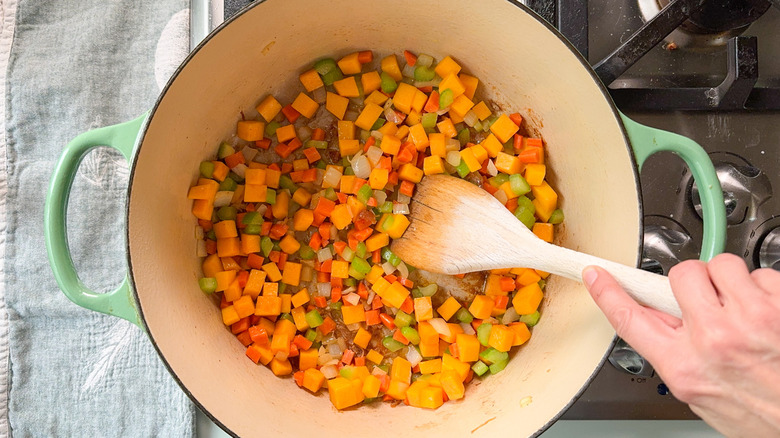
[44, 114, 148, 327]
[620, 112, 726, 261]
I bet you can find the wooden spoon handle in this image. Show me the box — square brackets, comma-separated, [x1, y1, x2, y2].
[513, 242, 682, 318]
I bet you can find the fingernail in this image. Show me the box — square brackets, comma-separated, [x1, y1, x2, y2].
[582, 267, 598, 287]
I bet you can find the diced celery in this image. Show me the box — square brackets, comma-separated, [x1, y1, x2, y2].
[199, 161, 214, 178]
[206, 230, 217, 241]
[439, 89, 454, 108]
[278, 283, 288, 294]
[380, 72, 398, 94]
[228, 171, 244, 184]
[340, 366, 357, 380]
[489, 358, 509, 374]
[519, 310, 541, 327]
[315, 161, 328, 170]
[266, 188, 277, 205]
[479, 347, 509, 365]
[488, 173, 510, 187]
[421, 112, 438, 129]
[413, 65, 436, 82]
[458, 128, 470, 146]
[477, 323, 493, 347]
[279, 175, 298, 192]
[217, 142, 235, 159]
[323, 187, 337, 201]
[242, 211, 264, 225]
[348, 266, 366, 280]
[306, 139, 329, 149]
[216, 206, 237, 221]
[514, 205, 536, 230]
[472, 360, 489, 377]
[344, 166, 355, 176]
[394, 310, 415, 328]
[218, 178, 237, 191]
[355, 241, 368, 259]
[549, 208, 565, 225]
[371, 118, 386, 131]
[341, 246, 355, 262]
[381, 214, 396, 232]
[509, 173, 531, 196]
[299, 244, 316, 260]
[378, 201, 394, 213]
[418, 283, 438, 297]
[261, 236, 274, 257]
[382, 336, 404, 352]
[305, 329, 317, 342]
[279, 312, 293, 323]
[400, 326, 421, 345]
[455, 307, 474, 323]
[538, 279, 546, 289]
[243, 224, 262, 235]
[351, 257, 371, 275]
[344, 278, 357, 287]
[305, 309, 324, 328]
[265, 121, 281, 137]
[356, 184, 373, 204]
[321, 69, 343, 86]
[329, 301, 343, 311]
[456, 159, 470, 178]
[314, 58, 339, 75]
[198, 277, 217, 294]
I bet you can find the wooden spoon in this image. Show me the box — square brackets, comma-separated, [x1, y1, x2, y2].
[390, 174, 682, 318]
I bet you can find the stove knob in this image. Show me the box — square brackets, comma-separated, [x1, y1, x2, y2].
[608, 339, 654, 377]
[759, 227, 780, 271]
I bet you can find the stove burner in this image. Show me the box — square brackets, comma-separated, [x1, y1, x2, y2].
[639, 0, 772, 47]
[642, 216, 699, 275]
[758, 227, 780, 270]
[691, 155, 771, 225]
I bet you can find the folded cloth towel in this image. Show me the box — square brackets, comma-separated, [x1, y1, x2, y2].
[1, 0, 195, 436]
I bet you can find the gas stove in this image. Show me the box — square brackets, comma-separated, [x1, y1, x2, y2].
[193, 0, 780, 422]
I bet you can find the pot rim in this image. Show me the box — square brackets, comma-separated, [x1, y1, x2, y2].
[125, 0, 638, 435]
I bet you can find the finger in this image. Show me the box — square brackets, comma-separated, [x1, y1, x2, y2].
[582, 266, 677, 364]
[706, 253, 758, 307]
[668, 259, 723, 324]
[751, 268, 780, 295]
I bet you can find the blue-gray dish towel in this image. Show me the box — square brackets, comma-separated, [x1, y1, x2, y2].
[0, 0, 195, 436]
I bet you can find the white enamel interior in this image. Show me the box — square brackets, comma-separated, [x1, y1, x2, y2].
[127, 0, 640, 436]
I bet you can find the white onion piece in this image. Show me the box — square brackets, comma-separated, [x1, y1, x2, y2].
[351, 154, 372, 179]
[366, 290, 376, 307]
[413, 80, 438, 88]
[429, 318, 452, 337]
[300, 265, 314, 282]
[460, 322, 476, 335]
[493, 188, 509, 205]
[241, 146, 258, 162]
[314, 168, 325, 186]
[341, 286, 357, 295]
[371, 366, 388, 376]
[317, 247, 333, 263]
[502, 307, 520, 325]
[254, 204, 268, 216]
[382, 261, 396, 275]
[317, 352, 333, 366]
[344, 110, 359, 122]
[275, 350, 289, 361]
[396, 192, 411, 204]
[231, 163, 247, 178]
[365, 146, 384, 167]
[195, 226, 204, 240]
[397, 261, 409, 279]
[311, 87, 327, 104]
[405, 346, 423, 367]
[384, 106, 404, 125]
[373, 190, 388, 205]
[446, 138, 461, 151]
[392, 203, 410, 215]
[487, 159, 499, 177]
[402, 63, 415, 78]
[337, 337, 347, 352]
[346, 323, 361, 332]
[317, 282, 332, 298]
[320, 365, 339, 379]
[416, 53, 434, 67]
[446, 150, 462, 167]
[196, 240, 207, 258]
[297, 125, 312, 142]
[343, 293, 360, 306]
[327, 343, 343, 358]
[463, 110, 479, 127]
[322, 166, 343, 188]
[213, 191, 235, 208]
[370, 130, 384, 141]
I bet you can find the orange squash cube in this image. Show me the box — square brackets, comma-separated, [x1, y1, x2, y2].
[414, 296, 434, 322]
[341, 305, 366, 325]
[298, 347, 318, 370]
[256, 95, 282, 122]
[270, 357, 293, 376]
[513, 282, 544, 315]
[490, 113, 520, 143]
[255, 295, 282, 317]
[302, 368, 326, 393]
[468, 295, 495, 320]
[455, 333, 481, 363]
[325, 92, 349, 119]
[299, 68, 324, 92]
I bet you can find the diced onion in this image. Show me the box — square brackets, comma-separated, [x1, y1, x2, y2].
[384, 106, 404, 125]
[416, 53, 434, 68]
[365, 146, 384, 167]
[366, 291, 376, 307]
[320, 364, 339, 379]
[213, 191, 234, 208]
[405, 346, 423, 367]
[373, 190, 387, 205]
[463, 110, 479, 127]
[337, 337, 347, 352]
[446, 138, 461, 152]
[312, 87, 327, 103]
[196, 240, 207, 257]
[371, 366, 388, 376]
[314, 168, 325, 186]
[229, 163, 246, 179]
[341, 286, 357, 295]
[317, 282, 332, 298]
[297, 125, 312, 142]
[195, 226, 204, 240]
[370, 130, 384, 140]
[493, 189, 509, 205]
[254, 204, 268, 216]
[392, 203, 410, 215]
[397, 261, 409, 279]
[460, 322, 476, 335]
[344, 110, 359, 122]
[328, 343, 343, 358]
[346, 323, 361, 331]
[343, 293, 361, 306]
[322, 166, 343, 188]
[351, 154, 372, 179]
[487, 159, 499, 177]
[502, 307, 520, 325]
[382, 261, 396, 275]
[402, 64, 415, 78]
[317, 247, 333, 262]
[317, 352, 333, 366]
[446, 150, 461, 166]
[396, 192, 411, 204]
[429, 318, 452, 337]
[241, 146, 258, 162]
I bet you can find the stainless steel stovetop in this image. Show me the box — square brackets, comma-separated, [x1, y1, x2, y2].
[193, 0, 780, 422]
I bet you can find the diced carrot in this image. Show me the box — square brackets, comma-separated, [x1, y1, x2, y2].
[309, 233, 322, 251]
[424, 90, 440, 113]
[318, 222, 331, 241]
[255, 138, 271, 149]
[282, 104, 301, 123]
[235, 331, 253, 347]
[313, 296, 328, 308]
[354, 356, 366, 367]
[518, 147, 542, 164]
[224, 151, 245, 169]
[314, 198, 336, 217]
[393, 329, 410, 345]
[269, 223, 288, 240]
[231, 317, 250, 334]
[293, 370, 305, 387]
[358, 50, 373, 64]
[494, 295, 509, 311]
[365, 309, 381, 326]
[293, 334, 313, 350]
[399, 180, 415, 197]
[198, 219, 213, 232]
[331, 286, 342, 303]
[379, 313, 396, 329]
[341, 349, 355, 365]
[403, 50, 417, 67]
[302, 147, 321, 164]
[319, 316, 336, 335]
[500, 276, 516, 292]
[509, 113, 523, 126]
[311, 128, 326, 141]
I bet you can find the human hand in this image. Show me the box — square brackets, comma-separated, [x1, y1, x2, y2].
[582, 253, 780, 438]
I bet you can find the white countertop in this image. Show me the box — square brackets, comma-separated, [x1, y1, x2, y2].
[196, 408, 724, 437]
